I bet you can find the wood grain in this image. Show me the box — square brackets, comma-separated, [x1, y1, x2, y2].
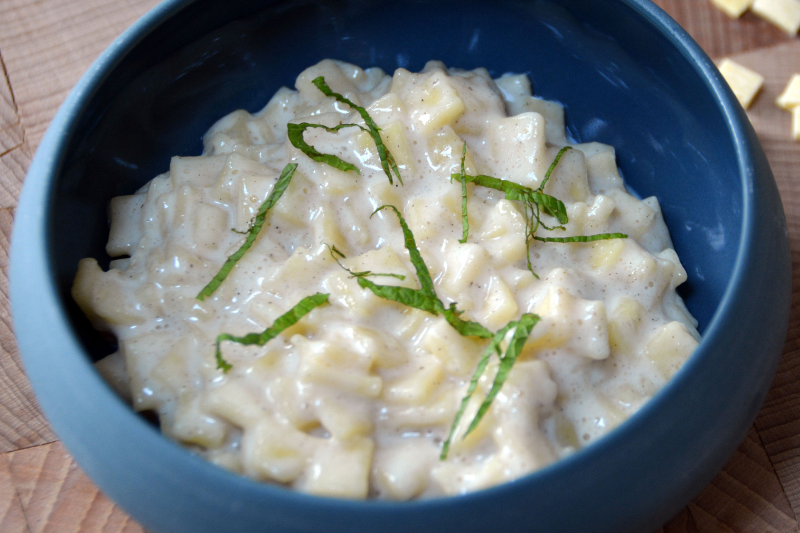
[688, 429, 795, 532]
[0, 0, 160, 152]
[653, 0, 794, 58]
[0, 207, 55, 453]
[0, 146, 30, 209]
[0, 41, 50, 454]
[659, 427, 797, 532]
[721, 40, 800, 524]
[5, 442, 146, 533]
[0, 452, 30, 533]
[0, 55, 23, 157]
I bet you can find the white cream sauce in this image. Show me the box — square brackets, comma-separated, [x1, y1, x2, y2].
[73, 59, 699, 499]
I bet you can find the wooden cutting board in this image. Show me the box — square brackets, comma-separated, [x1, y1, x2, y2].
[0, 1, 798, 531]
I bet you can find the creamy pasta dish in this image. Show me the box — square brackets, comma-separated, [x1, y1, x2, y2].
[72, 60, 699, 499]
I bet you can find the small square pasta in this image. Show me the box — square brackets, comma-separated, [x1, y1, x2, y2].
[74, 59, 702, 500]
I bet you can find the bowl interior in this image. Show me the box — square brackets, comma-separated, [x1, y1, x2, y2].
[51, 0, 741, 361]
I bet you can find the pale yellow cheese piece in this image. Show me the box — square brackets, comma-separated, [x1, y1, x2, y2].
[710, 0, 754, 17]
[403, 72, 466, 134]
[718, 59, 764, 109]
[752, 0, 800, 34]
[777, 74, 800, 110]
[793, 106, 800, 140]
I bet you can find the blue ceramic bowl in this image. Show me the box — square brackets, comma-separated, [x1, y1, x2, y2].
[10, 0, 791, 532]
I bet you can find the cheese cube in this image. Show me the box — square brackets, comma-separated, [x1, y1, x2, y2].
[488, 112, 547, 187]
[441, 241, 489, 295]
[420, 318, 483, 375]
[205, 382, 264, 429]
[315, 398, 374, 439]
[718, 59, 764, 109]
[585, 194, 617, 231]
[163, 397, 228, 449]
[295, 59, 361, 106]
[586, 151, 624, 193]
[106, 194, 145, 257]
[170, 154, 227, 188]
[403, 72, 466, 134]
[387, 389, 457, 430]
[590, 239, 625, 270]
[193, 202, 228, 252]
[752, 0, 800, 34]
[643, 321, 699, 379]
[297, 337, 383, 398]
[777, 74, 800, 110]
[304, 438, 374, 498]
[373, 443, 430, 500]
[479, 275, 519, 330]
[554, 414, 580, 449]
[793, 106, 800, 140]
[72, 258, 146, 328]
[242, 417, 315, 483]
[608, 297, 644, 354]
[379, 121, 415, 172]
[711, 0, 754, 17]
[428, 125, 477, 175]
[384, 359, 445, 405]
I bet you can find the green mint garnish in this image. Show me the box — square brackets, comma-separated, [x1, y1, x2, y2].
[451, 173, 568, 225]
[538, 146, 572, 192]
[325, 244, 406, 281]
[214, 292, 330, 372]
[343, 205, 492, 340]
[287, 122, 364, 173]
[355, 277, 443, 314]
[442, 303, 493, 340]
[449, 145, 627, 277]
[441, 314, 539, 459]
[197, 163, 298, 301]
[312, 76, 403, 185]
[371, 205, 436, 299]
[463, 313, 538, 436]
[533, 233, 628, 243]
[458, 142, 469, 243]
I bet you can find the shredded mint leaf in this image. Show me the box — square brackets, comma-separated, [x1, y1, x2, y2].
[463, 313, 539, 437]
[356, 277, 441, 314]
[215, 350, 232, 373]
[214, 292, 329, 372]
[311, 76, 403, 185]
[359, 205, 503, 343]
[532, 232, 628, 243]
[458, 142, 469, 244]
[452, 173, 568, 225]
[371, 205, 437, 299]
[329, 244, 346, 258]
[538, 146, 572, 192]
[287, 122, 363, 173]
[325, 244, 406, 280]
[529, 190, 568, 225]
[442, 303, 493, 340]
[197, 163, 298, 301]
[441, 322, 513, 459]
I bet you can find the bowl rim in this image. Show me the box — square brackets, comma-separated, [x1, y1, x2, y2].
[9, 0, 763, 516]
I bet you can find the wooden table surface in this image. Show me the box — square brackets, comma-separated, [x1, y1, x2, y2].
[0, 0, 798, 531]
